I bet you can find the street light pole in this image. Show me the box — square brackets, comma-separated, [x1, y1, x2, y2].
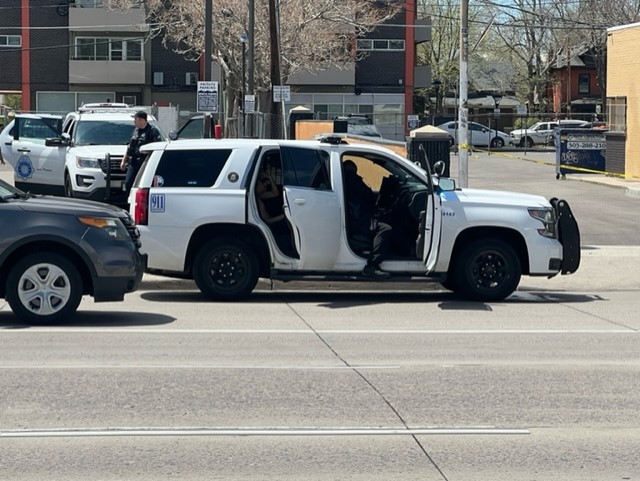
[240, 33, 247, 138]
[491, 92, 502, 149]
[247, 0, 255, 137]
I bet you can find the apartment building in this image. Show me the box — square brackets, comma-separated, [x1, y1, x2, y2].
[2, 0, 430, 139]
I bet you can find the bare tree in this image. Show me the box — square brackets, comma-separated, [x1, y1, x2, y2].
[107, 0, 401, 132]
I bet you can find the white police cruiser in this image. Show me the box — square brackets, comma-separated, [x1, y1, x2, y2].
[129, 136, 580, 301]
[0, 104, 164, 205]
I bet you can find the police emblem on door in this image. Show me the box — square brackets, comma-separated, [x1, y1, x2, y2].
[16, 155, 33, 180]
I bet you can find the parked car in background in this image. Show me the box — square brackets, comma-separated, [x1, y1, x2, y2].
[510, 120, 588, 148]
[0, 178, 145, 324]
[436, 121, 510, 148]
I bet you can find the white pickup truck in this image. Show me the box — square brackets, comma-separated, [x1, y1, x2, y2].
[128, 136, 580, 302]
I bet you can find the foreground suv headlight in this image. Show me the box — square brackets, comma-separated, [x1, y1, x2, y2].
[76, 157, 100, 169]
[78, 216, 130, 241]
[528, 207, 557, 238]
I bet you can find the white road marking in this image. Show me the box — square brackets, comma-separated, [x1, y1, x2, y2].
[0, 364, 399, 370]
[0, 426, 530, 438]
[0, 328, 636, 334]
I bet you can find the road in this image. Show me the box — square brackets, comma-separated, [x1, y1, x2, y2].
[1, 151, 639, 480]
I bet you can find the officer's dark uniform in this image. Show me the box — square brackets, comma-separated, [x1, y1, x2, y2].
[123, 115, 161, 195]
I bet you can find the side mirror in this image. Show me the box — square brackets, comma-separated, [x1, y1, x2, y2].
[168, 130, 178, 141]
[438, 177, 456, 192]
[45, 137, 67, 147]
[433, 161, 446, 176]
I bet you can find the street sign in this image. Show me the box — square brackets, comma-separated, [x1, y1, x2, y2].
[197, 81, 218, 113]
[273, 85, 291, 102]
[407, 114, 419, 130]
[244, 95, 255, 113]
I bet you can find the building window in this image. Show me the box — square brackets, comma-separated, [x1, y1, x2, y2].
[74, 37, 143, 61]
[0, 35, 22, 47]
[607, 96, 626, 132]
[356, 39, 405, 51]
[578, 73, 590, 94]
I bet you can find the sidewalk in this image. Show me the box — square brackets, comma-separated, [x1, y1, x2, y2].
[566, 173, 640, 197]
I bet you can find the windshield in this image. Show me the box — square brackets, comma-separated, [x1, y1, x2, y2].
[0, 178, 24, 198]
[74, 120, 165, 146]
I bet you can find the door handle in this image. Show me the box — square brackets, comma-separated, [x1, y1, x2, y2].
[293, 198, 306, 205]
[17, 148, 30, 153]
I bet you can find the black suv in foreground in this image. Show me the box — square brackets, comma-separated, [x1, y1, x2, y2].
[0, 179, 145, 324]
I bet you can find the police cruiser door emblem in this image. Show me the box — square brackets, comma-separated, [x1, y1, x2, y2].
[16, 155, 34, 179]
[228, 172, 239, 183]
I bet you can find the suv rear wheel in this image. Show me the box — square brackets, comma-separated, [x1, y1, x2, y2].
[193, 238, 259, 301]
[6, 253, 83, 324]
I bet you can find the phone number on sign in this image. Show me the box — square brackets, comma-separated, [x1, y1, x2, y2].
[567, 142, 606, 150]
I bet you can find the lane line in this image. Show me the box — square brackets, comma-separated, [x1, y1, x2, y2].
[0, 364, 399, 370]
[0, 328, 636, 334]
[0, 426, 530, 438]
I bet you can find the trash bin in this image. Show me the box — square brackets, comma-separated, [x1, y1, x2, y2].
[288, 106, 315, 140]
[555, 128, 606, 179]
[406, 125, 451, 177]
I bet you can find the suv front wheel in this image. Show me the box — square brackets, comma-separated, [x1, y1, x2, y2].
[193, 238, 259, 301]
[6, 252, 83, 324]
[64, 172, 74, 198]
[453, 238, 521, 301]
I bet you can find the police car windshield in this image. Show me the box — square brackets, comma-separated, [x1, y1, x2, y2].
[74, 120, 136, 146]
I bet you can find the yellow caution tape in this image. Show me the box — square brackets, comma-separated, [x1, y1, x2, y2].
[471, 147, 640, 180]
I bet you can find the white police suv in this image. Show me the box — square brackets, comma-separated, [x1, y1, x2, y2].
[129, 136, 580, 302]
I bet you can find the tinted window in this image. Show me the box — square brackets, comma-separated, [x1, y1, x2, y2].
[17, 117, 61, 141]
[281, 147, 331, 190]
[155, 149, 231, 187]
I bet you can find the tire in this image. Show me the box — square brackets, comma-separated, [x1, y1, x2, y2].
[6, 253, 83, 324]
[453, 239, 521, 302]
[448, 136, 454, 147]
[524, 137, 534, 148]
[193, 238, 259, 301]
[491, 137, 504, 148]
[64, 172, 74, 198]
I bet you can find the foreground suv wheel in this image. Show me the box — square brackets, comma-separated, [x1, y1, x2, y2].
[193, 238, 259, 301]
[453, 239, 521, 301]
[6, 253, 83, 324]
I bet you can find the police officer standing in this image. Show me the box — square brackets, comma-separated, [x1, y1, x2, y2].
[120, 111, 161, 196]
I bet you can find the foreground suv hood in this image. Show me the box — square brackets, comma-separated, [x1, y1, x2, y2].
[16, 195, 128, 217]
[452, 187, 550, 208]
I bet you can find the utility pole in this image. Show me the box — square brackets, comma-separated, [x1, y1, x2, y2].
[247, 0, 255, 137]
[458, 0, 469, 188]
[269, 0, 282, 138]
[203, 0, 213, 138]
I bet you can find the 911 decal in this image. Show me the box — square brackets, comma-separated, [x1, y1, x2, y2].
[150, 193, 165, 213]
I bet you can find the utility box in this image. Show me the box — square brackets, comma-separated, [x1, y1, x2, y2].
[406, 125, 451, 177]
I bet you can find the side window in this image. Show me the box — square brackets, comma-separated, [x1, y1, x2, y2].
[281, 147, 331, 190]
[17, 118, 60, 142]
[154, 149, 231, 187]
